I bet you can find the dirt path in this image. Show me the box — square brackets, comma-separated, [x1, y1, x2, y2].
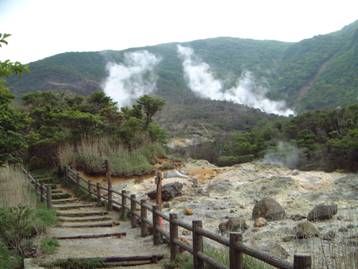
[26, 184, 168, 269]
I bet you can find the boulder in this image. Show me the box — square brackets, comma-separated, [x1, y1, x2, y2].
[259, 242, 289, 259]
[147, 182, 183, 201]
[218, 217, 249, 234]
[294, 221, 320, 239]
[307, 204, 337, 221]
[254, 217, 268, 228]
[252, 198, 286, 221]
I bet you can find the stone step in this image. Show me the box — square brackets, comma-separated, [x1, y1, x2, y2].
[54, 232, 126, 240]
[57, 210, 109, 217]
[52, 198, 79, 204]
[58, 215, 112, 222]
[53, 203, 97, 210]
[52, 193, 72, 199]
[51, 189, 64, 194]
[60, 221, 119, 228]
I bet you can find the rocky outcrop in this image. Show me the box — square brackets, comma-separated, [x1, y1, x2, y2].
[252, 198, 286, 221]
[147, 182, 183, 201]
[218, 218, 249, 234]
[294, 221, 320, 239]
[307, 204, 337, 221]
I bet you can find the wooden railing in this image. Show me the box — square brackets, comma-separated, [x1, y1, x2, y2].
[63, 165, 312, 269]
[21, 167, 52, 208]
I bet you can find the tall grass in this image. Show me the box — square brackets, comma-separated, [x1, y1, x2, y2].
[58, 137, 165, 176]
[0, 165, 36, 208]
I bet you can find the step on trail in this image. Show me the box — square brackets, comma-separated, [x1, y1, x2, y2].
[27, 182, 168, 268]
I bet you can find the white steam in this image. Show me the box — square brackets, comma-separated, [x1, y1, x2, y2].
[103, 50, 160, 108]
[262, 141, 300, 169]
[177, 45, 294, 116]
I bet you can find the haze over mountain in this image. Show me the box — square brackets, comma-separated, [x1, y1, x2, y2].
[7, 20, 358, 133]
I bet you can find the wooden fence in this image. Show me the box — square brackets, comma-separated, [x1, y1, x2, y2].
[62, 165, 312, 269]
[22, 167, 53, 209]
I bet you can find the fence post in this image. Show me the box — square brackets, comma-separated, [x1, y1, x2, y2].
[64, 166, 68, 180]
[96, 183, 101, 206]
[121, 190, 127, 219]
[192, 220, 204, 269]
[152, 205, 161, 245]
[140, 199, 148, 237]
[229, 232, 243, 269]
[130, 194, 137, 228]
[104, 160, 112, 211]
[76, 172, 80, 192]
[294, 254, 312, 269]
[40, 183, 45, 203]
[107, 188, 112, 211]
[155, 171, 163, 209]
[169, 213, 178, 262]
[87, 180, 92, 197]
[35, 177, 39, 194]
[46, 185, 52, 209]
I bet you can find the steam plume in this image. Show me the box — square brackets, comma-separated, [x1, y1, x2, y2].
[262, 141, 300, 168]
[177, 45, 294, 116]
[103, 50, 160, 108]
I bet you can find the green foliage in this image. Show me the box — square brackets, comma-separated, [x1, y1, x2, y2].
[0, 241, 21, 269]
[137, 95, 165, 127]
[39, 238, 59, 254]
[197, 104, 358, 172]
[0, 206, 56, 257]
[0, 34, 29, 164]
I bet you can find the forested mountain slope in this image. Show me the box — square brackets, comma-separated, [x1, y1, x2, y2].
[7, 20, 358, 115]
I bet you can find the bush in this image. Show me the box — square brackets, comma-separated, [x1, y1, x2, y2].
[0, 206, 57, 256]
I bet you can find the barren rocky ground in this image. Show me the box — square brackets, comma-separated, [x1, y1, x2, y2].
[108, 160, 358, 269]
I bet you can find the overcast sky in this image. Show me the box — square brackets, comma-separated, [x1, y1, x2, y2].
[1, 0, 357, 63]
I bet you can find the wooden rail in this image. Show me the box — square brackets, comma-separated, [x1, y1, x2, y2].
[63, 165, 312, 269]
[21, 167, 52, 209]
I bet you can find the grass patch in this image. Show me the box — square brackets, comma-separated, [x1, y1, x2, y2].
[0, 165, 37, 208]
[40, 238, 59, 254]
[59, 137, 166, 177]
[50, 258, 105, 269]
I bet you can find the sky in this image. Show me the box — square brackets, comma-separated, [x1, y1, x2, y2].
[1, 0, 357, 63]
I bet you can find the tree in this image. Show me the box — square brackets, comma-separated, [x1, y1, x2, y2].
[137, 95, 165, 127]
[0, 34, 28, 164]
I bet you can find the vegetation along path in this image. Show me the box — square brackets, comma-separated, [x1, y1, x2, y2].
[25, 183, 168, 269]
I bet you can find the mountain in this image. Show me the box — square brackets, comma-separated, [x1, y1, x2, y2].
[6, 20, 358, 127]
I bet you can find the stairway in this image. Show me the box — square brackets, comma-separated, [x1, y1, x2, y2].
[26, 183, 168, 268]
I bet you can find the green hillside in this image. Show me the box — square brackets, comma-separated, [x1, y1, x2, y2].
[7, 20, 358, 114]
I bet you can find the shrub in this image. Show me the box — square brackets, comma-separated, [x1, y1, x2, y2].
[0, 206, 57, 256]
